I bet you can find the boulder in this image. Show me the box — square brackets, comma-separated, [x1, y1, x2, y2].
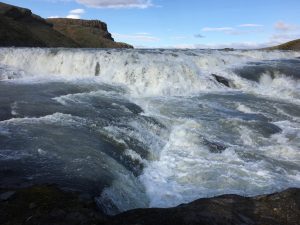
[110, 188, 300, 225]
[212, 74, 235, 88]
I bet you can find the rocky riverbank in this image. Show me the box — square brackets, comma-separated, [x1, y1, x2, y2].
[1, 185, 299, 225]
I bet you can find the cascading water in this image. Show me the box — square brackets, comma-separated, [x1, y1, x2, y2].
[0, 48, 299, 214]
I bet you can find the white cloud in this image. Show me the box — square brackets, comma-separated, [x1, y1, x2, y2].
[66, 14, 81, 19]
[170, 36, 187, 40]
[113, 33, 160, 42]
[135, 32, 151, 35]
[239, 24, 263, 27]
[274, 21, 299, 31]
[202, 27, 234, 32]
[171, 42, 273, 50]
[201, 24, 264, 36]
[75, 0, 153, 9]
[269, 33, 300, 44]
[201, 27, 246, 35]
[202, 27, 247, 35]
[48, 15, 60, 18]
[272, 21, 300, 44]
[66, 8, 85, 19]
[69, 8, 85, 14]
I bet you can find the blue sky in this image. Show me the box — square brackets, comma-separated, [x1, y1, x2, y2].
[3, 0, 300, 48]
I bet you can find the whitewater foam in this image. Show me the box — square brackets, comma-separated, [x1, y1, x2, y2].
[1, 48, 300, 99]
[1, 48, 300, 213]
[236, 103, 254, 114]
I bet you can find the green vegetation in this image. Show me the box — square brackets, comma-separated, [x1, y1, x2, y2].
[47, 18, 133, 48]
[267, 39, 300, 51]
[0, 2, 132, 48]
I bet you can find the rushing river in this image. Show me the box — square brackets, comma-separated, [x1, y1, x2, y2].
[0, 48, 299, 215]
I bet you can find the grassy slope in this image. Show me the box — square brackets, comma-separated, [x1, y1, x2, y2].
[0, 2, 79, 47]
[267, 39, 300, 51]
[47, 19, 133, 48]
[0, 2, 132, 48]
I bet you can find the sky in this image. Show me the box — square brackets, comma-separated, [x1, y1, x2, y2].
[3, 0, 300, 48]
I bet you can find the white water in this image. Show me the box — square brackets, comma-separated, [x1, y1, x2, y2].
[0, 48, 299, 99]
[0, 48, 300, 212]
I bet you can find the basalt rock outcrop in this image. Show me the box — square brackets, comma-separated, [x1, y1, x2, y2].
[47, 18, 132, 48]
[0, 2, 132, 48]
[1, 185, 299, 225]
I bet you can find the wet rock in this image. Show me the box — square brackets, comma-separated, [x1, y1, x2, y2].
[1, 185, 299, 225]
[212, 74, 234, 88]
[49, 209, 66, 219]
[65, 212, 86, 224]
[0, 191, 15, 201]
[110, 188, 300, 225]
[79, 193, 93, 202]
[221, 48, 235, 51]
[203, 139, 227, 153]
[95, 62, 100, 76]
[0, 185, 108, 225]
[29, 202, 37, 209]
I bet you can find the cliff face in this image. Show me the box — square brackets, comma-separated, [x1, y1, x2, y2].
[0, 2, 132, 48]
[267, 39, 300, 51]
[47, 18, 132, 48]
[0, 2, 79, 47]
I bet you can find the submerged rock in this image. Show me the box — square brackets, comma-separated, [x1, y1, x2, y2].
[203, 138, 227, 153]
[221, 48, 235, 51]
[1, 185, 299, 225]
[212, 74, 235, 88]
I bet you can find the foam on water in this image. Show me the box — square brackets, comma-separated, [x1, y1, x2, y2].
[0, 113, 89, 129]
[139, 117, 300, 207]
[132, 92, 300, 208]
[1, 48, 300, 212]
[1, 48, 300, 99]
[236, 103, 254, 114]
[257, 72, 300, 99]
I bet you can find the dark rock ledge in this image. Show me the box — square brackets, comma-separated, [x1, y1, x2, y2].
[0, 185, 299, 225]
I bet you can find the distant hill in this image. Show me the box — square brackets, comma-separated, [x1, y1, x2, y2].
[267, 39, 300, 51]
[0, 2, 132, 48]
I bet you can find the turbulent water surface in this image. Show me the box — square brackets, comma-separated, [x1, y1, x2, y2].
[0, 48, 299, 214]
